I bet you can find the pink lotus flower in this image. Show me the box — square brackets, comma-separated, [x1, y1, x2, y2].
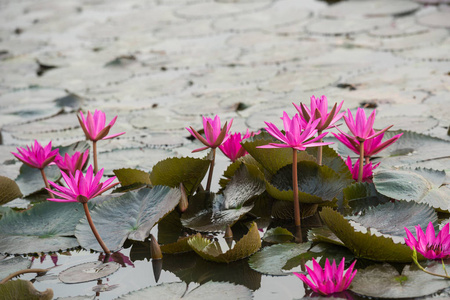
[47, 165, 119, 203]
[335, 108, 391, 143]
[335, 129, 403, 158]
[345, 157, 380, 182]
[405, 222, 450, 260]
[12, 140, 59, 169]
[258, 112, 331, 151]
[219, 129, 259, 161]
[294, 257, 357, 296]
[186, 115, 233, 152]
[78, 110, 125, 142]
[293, 95, 345, 133]
[54, 149, 89, 176]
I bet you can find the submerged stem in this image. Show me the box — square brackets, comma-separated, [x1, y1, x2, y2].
[293, 149, 301, 229]
[206, 148, 216, 192]
[82, 202, 110, 255]
[358, 140, 365, 182]
[93, 141, 98, 175]
[40, 168, 55, 198]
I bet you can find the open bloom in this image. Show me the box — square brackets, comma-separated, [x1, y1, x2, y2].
[54, 149, 89, 175]
[293, 95, 345, 132]
[258, 112, 331, 151]
[335, 129, 403, 158]
[219, 129, 259, 161]
[345, 157, 380, 182]
[294, 258, 357, 296]
[186, 115, 233, 152]
[78, 110, 125, 142]
[12, 140, 59, 169]
[46, 165, 119, 203]
[405, 222, 450, 259]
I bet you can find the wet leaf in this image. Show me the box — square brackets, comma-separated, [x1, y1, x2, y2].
[0, 176, 22, 205]
[58, 261, 120, 284]
[150, 156, 210, 195]
[0, 256, 32, 281]
[307, 226, 345, 247]
[160, 234, 198, 254]
[262, 227, 294, 244]
[0, 201, 90, 254]
[0, 279, 53, 300]
[188, 222, 261, 263]
[374, 167, 450, 212]
[248, 242, 312, 276]
[113, 168, 151, 187]
[117, 281, 253, 300]
[343, 182, 390, 212]
[351, 263, 450, 298]
[76, 186, 181, 252]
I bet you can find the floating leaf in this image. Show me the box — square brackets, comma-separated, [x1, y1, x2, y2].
[0, 201, 90, 254]
[262, 227, 294, 244]
[150, 156, 210, 195]
[0, 279, 53, 300]
[306, 145, 352, 181]
[76, 186, 181, 252]
[188, 222, 261, 263]
[343, 182, 390, 212]
[319, 207, 418, 262]
[117, 281, 252, 300]
[271, 201, 319, 219]
[351, 263, 450, 298]
[15, 165, 61, 197]
[58, 261, 120, 284]
[160, 234, 198, 254]
[0, 176, 22, 205]
[248, 242, 312, 276]
[374, 167, 450, 212]
[0, 256, 32, 281]
[307, 226, 345, 247]
[113, 168, 151, 187]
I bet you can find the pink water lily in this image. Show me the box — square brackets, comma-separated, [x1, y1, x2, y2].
[293, 95, 345, 133]
[78, 110, 125, 142]
[345, 156, 380, 182]
[186, 115, 233, 152]
[12, 140, 59, 170]
[54, 149, 89, 176]
[47, 165, 118, 203]
[294, 257, 357, 296]
[405, 222, 450, 260]
[334, 129, 403, 158]
[219, 129, 259, 162]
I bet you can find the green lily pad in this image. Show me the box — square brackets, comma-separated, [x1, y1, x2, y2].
[0, 279, 53, 300]
[267, 161, 353, 204]
[307, 226, 345, 247]
[343, 182, 390, 212]
[181, 164, 265, 232]
[113, 168, 151, 187]
[271, 201, 320, 219]
[117, 281, 253, 300]
[0, 176, 22, 205]
[188, 222, 261, 263]
[160, 234, 198, 254]
[150, 156, 211, 195]
[75, 186, 181, 252]
[306, 145, 353, 180]
[351, 263, 450, 298]
[320, 207, 418, 262]
[374, 167, 450, 212]
[248, 242, 312, 276]
[0, 256, 32, 281]
[262, 227, 294, 244]
[0, 201, 90, 254]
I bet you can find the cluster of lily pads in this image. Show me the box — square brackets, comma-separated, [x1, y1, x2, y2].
[1, 95, 450, 299]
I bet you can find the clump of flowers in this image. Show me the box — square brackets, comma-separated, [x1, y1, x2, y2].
[345, 157, 380, 182]
[294, 258, 357, 296]
[219, 129, 259, 162]
[54, 149, 89, 176]
[405, 222, 450, 260]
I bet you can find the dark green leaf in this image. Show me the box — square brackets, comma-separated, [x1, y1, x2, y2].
[0, 280, 53, 300]
[113, 168, 151, 186]
[262, 227, 294, 244]
[343, 182, 390, 212]
[0, 176, 22, 205]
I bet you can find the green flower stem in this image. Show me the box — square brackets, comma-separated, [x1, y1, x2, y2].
[317, 131, 323, 166]
[358, 140, 365, 182]
[82, 202, 111, 255]
[293, 149, 301, 229]
[93, 141, 98, 175]
[0, 268, 49, 284]
[206, 148, 216, 192]
[443, 258, 449, 277]
[40, 168, 55, 198]
[412, 249, 450, 279]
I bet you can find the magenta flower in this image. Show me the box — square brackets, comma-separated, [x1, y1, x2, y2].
[345, 156, 380, 182]
[54, 149, 89, 176]
[78, 110, 125, 142]
[293, 95, 345, 133]
[219, 129, 259, 161]
[47, 165, 119, 203]
[294, 258, 357, 296]
[405, 222, 450, 260]
[12, 140, 59, 170]
[335, 129, 403, 158]
[258, 112, 331, 151]
[186, 115, 233, 153]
